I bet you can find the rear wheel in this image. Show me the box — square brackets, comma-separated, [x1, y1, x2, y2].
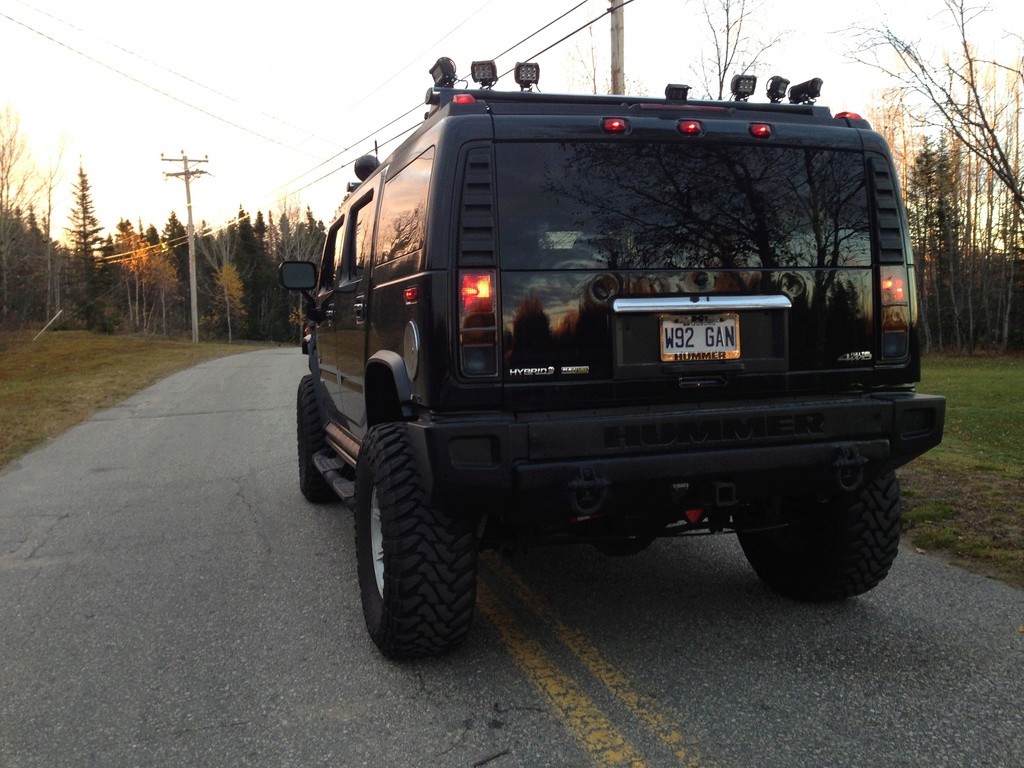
[737, 472, 901, 601]
[355, 422, 478, 658]
[296, 375, 336, 503]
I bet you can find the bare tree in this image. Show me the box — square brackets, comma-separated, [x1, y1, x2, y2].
[855, 0, 1022, 349]
[198, 225, 244, 342]
[568, 26, 602, 95]
[693, 0, 787, 100]
[855, 0, 1024, 215]
[40, 145, 66, 321]
[0, 105, 40, 324]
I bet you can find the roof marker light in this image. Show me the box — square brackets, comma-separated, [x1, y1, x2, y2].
[470, 60, 498, 88]
[452, 94, 477, 105]
[766, 76, 789, 103]
[677, 119, 703, 136]
[602, 117, 630, 134]
[514, 62, 540, 91]
[749, 122, 772, 138]
[730, 74, 757, 101]
[835, 111, 863, 121]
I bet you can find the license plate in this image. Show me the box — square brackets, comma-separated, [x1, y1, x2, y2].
[660, 313, 740, 361]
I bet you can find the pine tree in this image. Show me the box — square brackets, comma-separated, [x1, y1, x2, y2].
[65, 163, 104, 329]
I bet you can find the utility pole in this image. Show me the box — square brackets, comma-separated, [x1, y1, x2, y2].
[162, 152, 208, 344]
[609, 0, 625, 94]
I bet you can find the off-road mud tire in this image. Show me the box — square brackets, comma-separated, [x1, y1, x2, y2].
[737, 472, 902, 601]
[355, 422, 478, 659]
[296, 374, 336, 503]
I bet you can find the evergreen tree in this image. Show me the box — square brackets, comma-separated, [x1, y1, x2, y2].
[65, 163, 105, 329]
[234, 206, 263, 338]
[161, 211, 189, 333]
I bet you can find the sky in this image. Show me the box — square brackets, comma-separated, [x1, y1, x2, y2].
[1, 0, 1021, 242]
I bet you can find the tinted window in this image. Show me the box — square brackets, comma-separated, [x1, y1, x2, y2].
[333, 193, 375, 288]
[495, 142, 871, 270]
[376, 147, 434, 264]
[354, 201, 373, 276]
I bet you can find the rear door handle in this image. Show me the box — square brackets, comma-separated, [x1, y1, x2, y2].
[353, 302, 366, 322]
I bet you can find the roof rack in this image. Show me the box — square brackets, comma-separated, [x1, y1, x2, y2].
[424, 87, 833, 118]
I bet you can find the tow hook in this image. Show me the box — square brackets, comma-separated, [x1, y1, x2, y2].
[568, 466, 610, 520]
[833, 446, 868, 493]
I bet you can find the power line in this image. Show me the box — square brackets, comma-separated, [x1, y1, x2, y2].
[9, 0, 634, 248]
[489, 0, 590, 63]
[138, 0, 628, 239]
[0, 8, 319, 155]
[8, 0, 344, 154]
[500, 0, 638, 81]
[341, 0, 503, 114]
[265, 0, 610, 206]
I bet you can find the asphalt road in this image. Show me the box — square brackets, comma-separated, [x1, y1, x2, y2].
[1, 348, 1021, 767]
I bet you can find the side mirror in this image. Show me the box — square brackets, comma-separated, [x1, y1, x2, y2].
[279, 260, 318, 291]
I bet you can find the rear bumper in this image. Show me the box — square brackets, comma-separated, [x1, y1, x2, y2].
[406, 392, 945, 514]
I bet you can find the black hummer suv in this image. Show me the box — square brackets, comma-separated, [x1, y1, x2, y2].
[280, 63, 945, 659]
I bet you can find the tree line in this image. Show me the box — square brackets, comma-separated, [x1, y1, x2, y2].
[2, 0, 1022, 350]
[859, 0, 1024, 351]
[1, 112, 323, 343]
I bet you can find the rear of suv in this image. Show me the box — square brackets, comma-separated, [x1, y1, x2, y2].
[280, 63, 945, 659]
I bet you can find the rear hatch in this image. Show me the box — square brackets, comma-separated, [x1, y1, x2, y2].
[456, 110, 916, 409]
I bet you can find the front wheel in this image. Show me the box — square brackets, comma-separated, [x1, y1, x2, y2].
[737, 472, 902, 601]
[354, 423, 478, 658]
[296, 375, 336, 503]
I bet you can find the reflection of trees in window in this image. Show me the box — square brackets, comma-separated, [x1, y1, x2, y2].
[378, 203, 425, 263]
[784, 271, 870, 367]
[376, 148, 433, 264]
[497, 143, 871, 272]
[504, 287, 611, 371]
[354, 206, 373, 273]
[509, 295, 553, 363]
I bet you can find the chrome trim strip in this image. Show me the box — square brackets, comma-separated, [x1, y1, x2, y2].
[612, 295, 793, 313]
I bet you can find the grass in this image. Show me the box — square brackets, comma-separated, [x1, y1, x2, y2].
[0, 331, 247, 468]
[898, 353, 1024, 589]
[1, 333, 1020, 589]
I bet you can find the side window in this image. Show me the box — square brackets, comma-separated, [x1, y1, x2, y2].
[376, 147, 434, 265]
[336, 191, 376, 288]
[333, 222, 346, 276]
[319, 216, 344, 292]
[354, 204, 373, 277]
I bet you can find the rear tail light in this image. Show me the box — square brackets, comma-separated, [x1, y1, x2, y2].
[459, 270, 498, 376]
[880, 267, 910, 360]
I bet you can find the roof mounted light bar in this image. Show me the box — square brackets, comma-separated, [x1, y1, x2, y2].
[789, 77, 823, 105]
[429, 57, 458, 88]
[470, 60, 498, 88]
[514, 61, 540, 91]
[766, 76, 790, 103]
[730, 74, 757, 101]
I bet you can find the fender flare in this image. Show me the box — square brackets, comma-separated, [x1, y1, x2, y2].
[365, 350, 414, 425]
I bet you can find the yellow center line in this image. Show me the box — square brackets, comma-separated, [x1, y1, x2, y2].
[476, 580, 647, 768]
[482, 553, 703, 767]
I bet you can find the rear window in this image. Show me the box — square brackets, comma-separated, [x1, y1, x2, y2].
[495, 142, 871, 271]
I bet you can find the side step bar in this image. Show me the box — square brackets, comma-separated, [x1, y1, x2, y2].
[313, 450, 355, 500]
